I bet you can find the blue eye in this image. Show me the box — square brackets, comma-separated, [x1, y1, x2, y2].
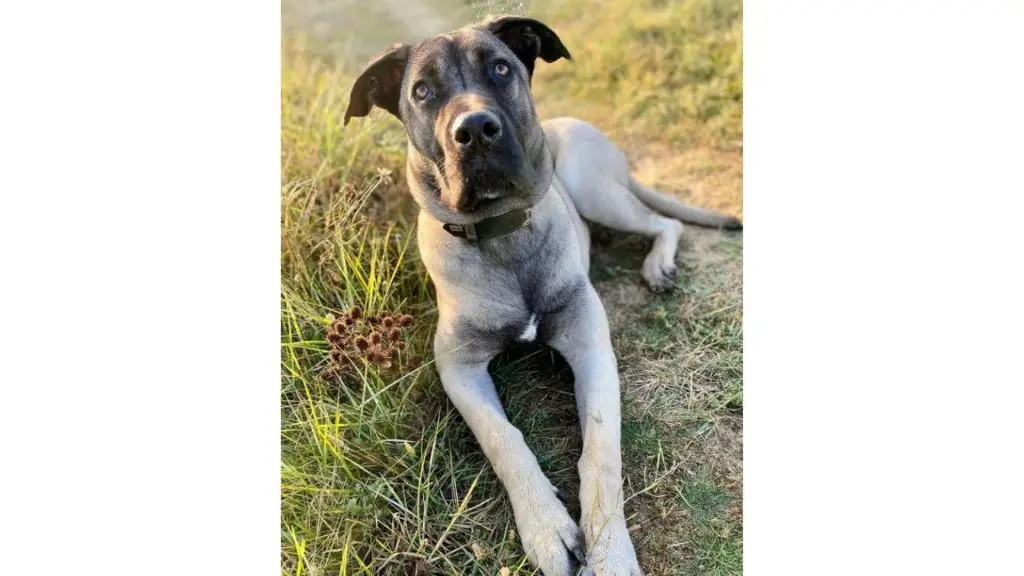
[413, 82, 431, 101]
[493, 61, 511, 78]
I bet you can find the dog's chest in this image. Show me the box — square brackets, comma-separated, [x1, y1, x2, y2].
[444, 255, 583, 348]
[516, 314, 539, 342]
[479, 265, 585, 347]
[421, 193, 587, 347]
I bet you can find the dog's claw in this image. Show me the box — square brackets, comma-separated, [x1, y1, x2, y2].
[569, 539, 586, 565]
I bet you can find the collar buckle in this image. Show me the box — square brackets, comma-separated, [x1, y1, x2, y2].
[443, 222, 477, 241]
[442, 208, 530, 241]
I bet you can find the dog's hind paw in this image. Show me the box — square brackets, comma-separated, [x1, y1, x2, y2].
[642, 254, 679, 292]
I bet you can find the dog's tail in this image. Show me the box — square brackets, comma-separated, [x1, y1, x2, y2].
[628, 176, 742, 230]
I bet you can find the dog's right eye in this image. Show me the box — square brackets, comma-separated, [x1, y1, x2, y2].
[412, 82, 431, 101]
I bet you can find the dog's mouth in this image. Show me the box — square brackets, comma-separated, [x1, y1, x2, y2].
[440, 150, 531, 213]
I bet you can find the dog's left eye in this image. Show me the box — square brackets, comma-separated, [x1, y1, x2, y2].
[412, 82, 431, 101]
[493, 61, 511, 78]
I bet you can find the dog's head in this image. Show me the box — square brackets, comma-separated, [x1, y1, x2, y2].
[345, 16, 571, 223]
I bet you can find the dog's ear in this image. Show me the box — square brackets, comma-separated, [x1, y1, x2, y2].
[344, 43, 410, 126]
[485, 16, 571, 78]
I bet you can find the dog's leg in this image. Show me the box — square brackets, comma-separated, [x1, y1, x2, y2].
[574, 179, 683, 292]
[434, 333, 584, 576]
[549, 127, 683, 292]
[547, 285, 644, 576]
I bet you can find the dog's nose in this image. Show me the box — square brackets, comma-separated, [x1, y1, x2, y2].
[451, 110, 502, 149]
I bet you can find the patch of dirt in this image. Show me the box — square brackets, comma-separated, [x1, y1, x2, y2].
[587, 142, 743, 576]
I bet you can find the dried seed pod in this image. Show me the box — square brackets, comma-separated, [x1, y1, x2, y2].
[366, 350, 382, 363]
[353, 336, 370, 350]
[330, 349, 344, 363]
[321, 369, 337, 381]
[370, 332, 382, 345]
[366, 315, 379, 324]
[382, 317, 395, 328]
[326, 332, 343, 345]
[398, 314, 414, 327]
[379, 347, 393, 361]
[388, 328, 402, 341]
[379, 311, 391, 320]
[349, 306, 362, 320]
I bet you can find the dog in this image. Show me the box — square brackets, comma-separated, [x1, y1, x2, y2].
[345, 15, 741, 576]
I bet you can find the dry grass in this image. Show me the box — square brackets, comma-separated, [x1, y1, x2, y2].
[281, 1, 742, 574]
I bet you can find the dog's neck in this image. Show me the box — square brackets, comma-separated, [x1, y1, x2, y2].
[416, 179, 566, 269]
[439, 207, 532, 241]
[412, 166, 554, 244]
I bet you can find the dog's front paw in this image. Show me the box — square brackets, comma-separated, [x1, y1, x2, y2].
[513, 492, 585, 576]
[581, 519, 644, 576]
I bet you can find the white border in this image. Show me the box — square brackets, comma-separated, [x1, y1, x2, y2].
[1, 0, 1022, 574]
[746, 1, 1024, 573]
[2, 1, 280, 574]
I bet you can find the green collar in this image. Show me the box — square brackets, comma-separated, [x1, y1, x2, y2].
[441, 208, 532, 242]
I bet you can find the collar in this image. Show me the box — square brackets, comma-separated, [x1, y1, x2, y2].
[441, 208, 532, 241]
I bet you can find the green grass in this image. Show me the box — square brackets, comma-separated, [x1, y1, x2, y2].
[281, 1, 743, 574]
[532, 0, 742, 151]
[677, 476, 743, 576]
